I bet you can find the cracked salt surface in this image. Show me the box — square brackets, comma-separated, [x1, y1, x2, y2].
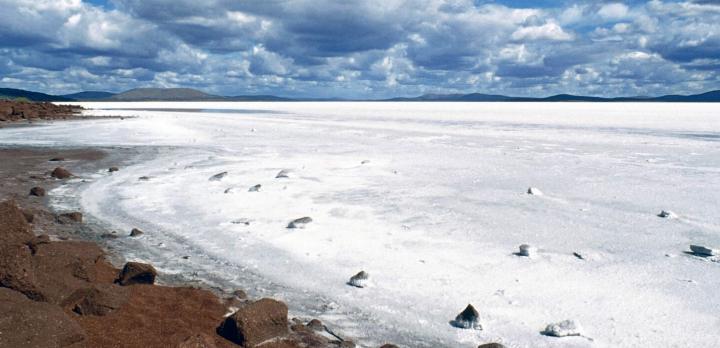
[2, 101, 720, 347]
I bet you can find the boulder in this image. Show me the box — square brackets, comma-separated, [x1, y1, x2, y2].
[116, 262, 157, 286]
[248, 184, 262, 192]
[130, 228, 144, 237]
[542, 319, 583, 337]
[307, 319, 324, 331]
[51, 167, 72, 179]
[0, 244, 45, 301]
[108, 167, 119, 172]
[0, 288, 86, 347]
[29, 186, 46, 197]
[218, 298, 289, 347]
[62, 283, 130, 316]
[287, 217, 312, 229]
[0, 200, 35, 246]
[451, 304, 482, 330]
[347, 271, 369, 288]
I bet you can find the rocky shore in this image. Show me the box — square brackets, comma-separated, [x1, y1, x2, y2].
[0, 146, 374, 348]
[0, 100, 82, 122]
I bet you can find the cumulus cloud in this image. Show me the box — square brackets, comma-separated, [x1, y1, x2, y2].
[0, 0, 718, 98]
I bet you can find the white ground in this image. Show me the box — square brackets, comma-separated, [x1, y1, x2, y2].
[2, 102, 719, 347]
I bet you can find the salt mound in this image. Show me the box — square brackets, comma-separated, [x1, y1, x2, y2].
[690, 245, 717, 257]
[657, 210, 677, 219]
[518, 244, 536, 257]
[450, 304, 482, 330]
[542, 320, 583, 337]
[287, 217, 312, 229]
[209, 171, 228, 181]
[347, 271, 370, 288]
[527, 187, 543, 195]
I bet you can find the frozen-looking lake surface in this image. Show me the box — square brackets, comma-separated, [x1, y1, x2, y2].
[1, 102, 719, 347]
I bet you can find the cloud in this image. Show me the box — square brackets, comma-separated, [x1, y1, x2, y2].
[0, 0, 717, 98]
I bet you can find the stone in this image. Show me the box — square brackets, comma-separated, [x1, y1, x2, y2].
[248, 184, 262, 192]
[209, 171, 228, 181]
[49, 157, 65, 162]
[138, 176, 151, 181]
[542, 319, 583, 337]
[58, 212, 83, 223]
[108, 167, 119, 172]
[518, 244, 535, 257]
[29, 186, 46, 197]
[287, 217, 313, 229]
[690, 245, 717, 257]
[380, 345, 400, 348]
[347, 271, 369, 288]
[478, 344, 506, 348]
[451, 304, 482, 330]
[527, 187, 543, 195]
[0, 200, 35, 246]
[130, 228, 144, 237]
[116, 262, 157, 286]
[218, 298, 289, 347]
[658, 210, 678, 219]
[307, 319, 324, 331]
[51, 167, 72, 179]
[276, 169, 292, 178]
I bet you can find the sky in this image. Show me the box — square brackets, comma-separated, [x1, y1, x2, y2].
[0, 0, 719, 98]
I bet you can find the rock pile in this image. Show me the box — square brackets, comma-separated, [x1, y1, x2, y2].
[0, 100, 82, 122]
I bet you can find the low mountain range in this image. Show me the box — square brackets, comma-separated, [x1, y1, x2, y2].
[1, 87, 719, 102]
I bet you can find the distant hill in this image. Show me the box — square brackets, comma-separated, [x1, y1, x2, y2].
[226, 95, 295, 101]
[0, 88, 74, 102]
[109, 88, 224, 101]
[387, 90, 720, 102]
[61, 91, 116, 100]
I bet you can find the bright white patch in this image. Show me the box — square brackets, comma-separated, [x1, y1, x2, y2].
[511, 22, 573, 41]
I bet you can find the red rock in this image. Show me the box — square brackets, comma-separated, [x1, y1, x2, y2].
[0, 244, 45, 301]
[380, 345, 400, 348]
[0, 288, 86, 347]
[51, 167, 72, 179]
[29, 186, 46, 197]
[116, 262, 157, 286]
[307, 319, 324, 331]
[0, 200, 35, 246]
[218, 298, 289, 347]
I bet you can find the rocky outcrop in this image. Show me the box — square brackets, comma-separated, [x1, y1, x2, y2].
[218, 298, 289, 347]
[0, 100, 81, 123]
[30, 186, 46, 197]
[0, 287, 86, 347]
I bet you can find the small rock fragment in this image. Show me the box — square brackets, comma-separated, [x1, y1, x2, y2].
[51, 167, 72, 179]
[347, 271, 369, 288]
[116, 262, 157, 286]
[138, 176, 151, 181]
[129, 228, 144, 237]
[29, 187, 46, 197]
[361, 160, 370, 164]
[690, 245, 717, 257]
[248, 184, 261, 192]
[287, 217, 312, 229]
[518, 244, 535, 257]
[108, 167, 119, 172]
[478, 344, 506, 348]
[49, 157, 65, 162]
[658, 210, 677, 219]
[276, 169, 291, 178]
[231, 218, 251, 225]
[380, 345, 400, 348]
[542, 320, 583, 337]
[58, 212, 83, 223]
[209, 171, 228, 181]
[527, 187, 543, 195]
[573, 252, 584, 260]
[451, 304, 482, 330]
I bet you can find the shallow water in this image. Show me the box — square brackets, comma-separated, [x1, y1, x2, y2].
[1, 102, 719, 347]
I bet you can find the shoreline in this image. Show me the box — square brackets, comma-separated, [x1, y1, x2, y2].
[0, 139, 373, 347]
